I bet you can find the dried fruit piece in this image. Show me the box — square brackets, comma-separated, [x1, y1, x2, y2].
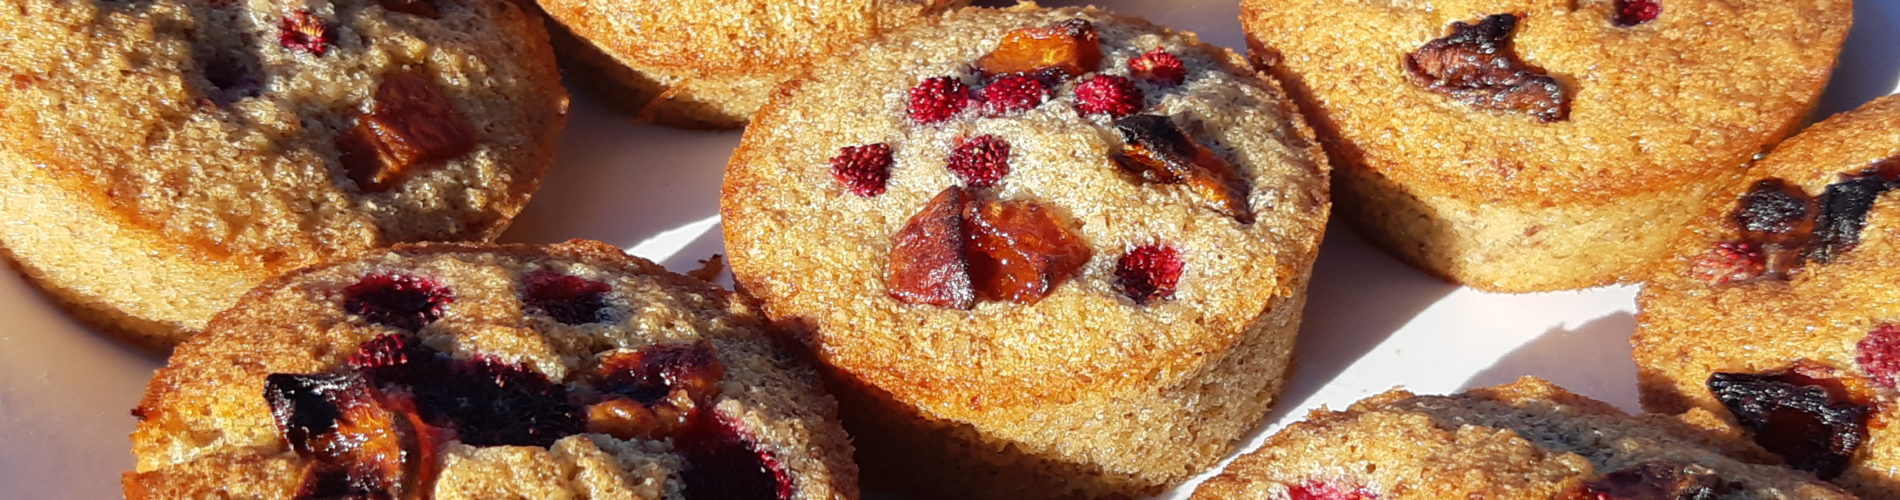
[1405, 14, 1568, 122]
[1115, 245, 1184, 305]
[888, 187, 976, 309]
[1561, 461, 1735, 500]
[1807, 174, 1894, 263]
[1289, 480, 1377, 500]
[343, 273, 453, 331]
[907, 76, 972, 124]
[264, 373, 427, 499]
[1614, 0, 1662, 26]
[974, 19, 1103, 80]
[982, 75, 1050, 115]
[1113, 114, 1255, 223]
[338, 72, 478, 192]
[278, 10, 335, 56]
[1857, 324, 1900, 389]
[522, 271, 613, 325]
[678, 415, 794, 500]
[945, 135, 1011, 187]
[377, 0, 439, 18]
[963, 198, 1092, 304]
[1075, 74, 1145, 117]
[1732, 178, 1817, 246]
[413, 355, 582, 447]
[829, 143, 894, 197]
[1128, 47, 1187, 86]
[1708, 364, 1871, 479]
[585, 342, 725, 440]
[1689, 241, 1765, 285]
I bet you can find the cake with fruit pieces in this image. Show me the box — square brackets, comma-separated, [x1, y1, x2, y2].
[0, 0, 568, 348]
[124, 241, 857, 499]
[1240, 0, 1851, 291]
[1194, 377, 1854, 500]
[538, 0, 967, 129]
[721, 5, 1329, 498]
[1633, 94, 1900, 498]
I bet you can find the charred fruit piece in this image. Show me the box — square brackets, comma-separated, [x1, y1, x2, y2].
[411, 356, 583, 447]
[975, 19, 1103, 80]
[1807, 174, 1894, 263]
[584, 342, 725, 440]
[1561, 460, 1735, 500]
[265, 373, 428, 499]
[888, 187, 976, 309]
[522, 271, 614, 325]
[1708, 364, 1871, 479]
[1732, 178, 1817, 247]
[963, 198, 1092, 304]
[343, 273, 453, 331]
[1115, 244, 1184, 305]
[678, 415, 794, 500]
[338, 72, 478, 192]
[1112, 114, 1255, 223]
[1405, 14, 1568, 122]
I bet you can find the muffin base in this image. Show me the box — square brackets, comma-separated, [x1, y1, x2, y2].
[547, 21, 771, 130]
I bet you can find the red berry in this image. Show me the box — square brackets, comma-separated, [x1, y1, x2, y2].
[1128, 47, 1186, 86]
[907, 76, 971, 124]
[1074, 74, 1144, 117]
[1290, 480, 1377, 500]
[1859, 325, 1900, 389]
[830, 143, 894, 197]
[344, 273, 453, 331]
[1615, 0, 1662, 26]
[982, 75, 1049, 115]
[1689, 241, 1765, 285]
[1115, 245, 1184, 305]
[278, 10, 335, 56]
[348, 334, 423, 371]
[523, 271, 613, 325]
[945, 135, 1011, 187]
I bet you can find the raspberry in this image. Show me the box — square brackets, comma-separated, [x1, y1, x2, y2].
[829, 143, 893, 197]
[1128, 47, 1187, 86]
[1689, 242, 1764, 285]
[343, 273, 453, 331]
[348, 334, 430, 373]
[945, 135, 1011, 187]
[678, 414, 794, 500]
[907, 76, 971, 124]
[417, 355, 583, 447]
[1570, 461, 1733, 500]
[1857, 325, 1900, 389]
[1074, 74, 1144, 117]
[1115, 245, 1184, 305]
[522, 270, 613, 325]
[1290, 481, 1377, 500]
[1614, 0, 1662, 26]
[278, 10, 335, 56]
[982, 75, 1049, 115]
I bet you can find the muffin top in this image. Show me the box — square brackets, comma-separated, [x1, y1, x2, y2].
[125, 241, 856, 499]
[0, 0, 567, 269]
[722, 4, 1329, 413]
[1194, 377, 1855, 500]
[1634, 94, 1900, 496]
[1240, 0, 1850, 203]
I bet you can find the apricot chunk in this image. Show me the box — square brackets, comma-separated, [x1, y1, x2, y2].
[338, 72, 477, 192]
[265, 373, 431, 500]
[975, 19, 1103, 79]
[964, 199, 1092, 304]
[1405, 14, 1568, 122]
[888, 187, 976, 309]
[1113, 114, 1255, 223]
[585, 342, 725, 440]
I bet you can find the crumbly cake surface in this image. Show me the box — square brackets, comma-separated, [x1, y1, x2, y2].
[1194, 377, 1855, 500]
[723, 4, 1329, 497]
[125, 241, 858, 499]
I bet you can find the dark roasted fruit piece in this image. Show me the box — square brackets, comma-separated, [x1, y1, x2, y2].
[265, 373, 430, 500]
[584, 342, 725, 440]
[829, 143, 894, 197]
[1115, 244, 1184, 305]
[945, 135, 1011, 187]
[678, 415, 794, 500]
[907, 76, 971, 124]
[1405, 14, 1568, 122]
[522, 271, 614, 325]
[412, 356, 583, 447]
[975, 19, 1103, 80]
[963, 198, 1092, 304]
[1732, 178, 1816, 246]
[1858, 324, 1900, 389]
[278, 10, 335, 56]
[1113, 114, 1254, 223]
[1128, 47, 1187, 86]
[1689, 242, 1765, 285]
[1708, 364, 1871, 479]
[1614, 0, 1662, 26]
[1289, 480, 1377, 500]
[338, 72, 478, 192]
[1807, 174, 1894, 263]
[1560, 460, 1735, 500]
[343, 273, 453, 331]
[888, 187, 976, 309]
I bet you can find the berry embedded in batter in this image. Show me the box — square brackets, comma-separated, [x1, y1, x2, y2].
[278, 10, 336, 56]
[982, 75, 1050, 115]
[1289, 480, 1377, 500]
[343, 273, 453, 331]
[1128, 47, 1187, 86]
[945, 135, 1012, 187]
[1115, 244, 1184, 305]
[1856, 324, 1900, 389]
[1707, 364, 1872, 479]
[829, 143, 895, 197]
[1614, 0, 1663, 27]
[1075, 74, 1145, 117]
[1405, 14, 1568, 122]
[678, 415, 794, 500]
[1561, 461, 1735, 500]
[907, 76, 972, 125]
[1689, 241, 1766, 285]
[522, 271, 614, 325]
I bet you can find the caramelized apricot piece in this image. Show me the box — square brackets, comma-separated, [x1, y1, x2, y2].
[265, 373, 432, 499]
[585, 343, 725, 439]
[888, 187, 976, 309]
[963, 199, 1091, 304]
[1405, 14, 1568, 122]
[975, 20, 1103, 79]
[1113, 115, 1255, 223]
[338, 72, 477, 192]
[1708, 362, 1872, 479]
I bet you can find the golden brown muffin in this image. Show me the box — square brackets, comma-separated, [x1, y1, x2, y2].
[538, 0, 967, 129]
[1194, 377, 1855, 500]
[124, 240, 858, 499]
[1633, 94, 1900, 498]
[0, 0, 568, 348]
[1240, 0, 1851, 292]
[722, 4, 1330, 498]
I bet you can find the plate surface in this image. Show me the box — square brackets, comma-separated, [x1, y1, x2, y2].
[3, 1, 1897, 498]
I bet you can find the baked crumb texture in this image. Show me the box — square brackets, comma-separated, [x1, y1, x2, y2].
[1241, 0, 1850, 292]
[723, 4, 1330, 498]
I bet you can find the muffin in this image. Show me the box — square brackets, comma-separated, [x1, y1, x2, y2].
[1194, 377, 1854, 499]
[1632, 94, 1900, 497]
[0, 0, 568, 347]
[1240, 0, 1851, 291]
[721, 4, 1330, 498]
[123, 240, 858, 499]
[538, 0, 967, 129]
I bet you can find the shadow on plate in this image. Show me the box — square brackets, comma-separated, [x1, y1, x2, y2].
[1459, 311, 1639, 409]
[1817, 0, 1900, 117]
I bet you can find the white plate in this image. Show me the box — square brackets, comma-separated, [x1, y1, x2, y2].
[3, 1, 1896, 498]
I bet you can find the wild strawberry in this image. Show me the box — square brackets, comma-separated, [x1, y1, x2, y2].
[830, 143, 893, 197]
[1074, 74, 1144, 117]
[343, 273, 453, 331]
[1689, 242, 1765, 285]
[907, 76, 971, 124]
[522, 271, 613, 325]
[1615, 0, 1662, 26]
[1290, 481, 1377, 500]
[1128, 47, 1186, 86]
[278, 10, 335, 56]
[1858, 325, 1900, 389]
[982, 75, 1049, 115]
[945, 135, 1011, 187]
[1115, 245, 1184, 305]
